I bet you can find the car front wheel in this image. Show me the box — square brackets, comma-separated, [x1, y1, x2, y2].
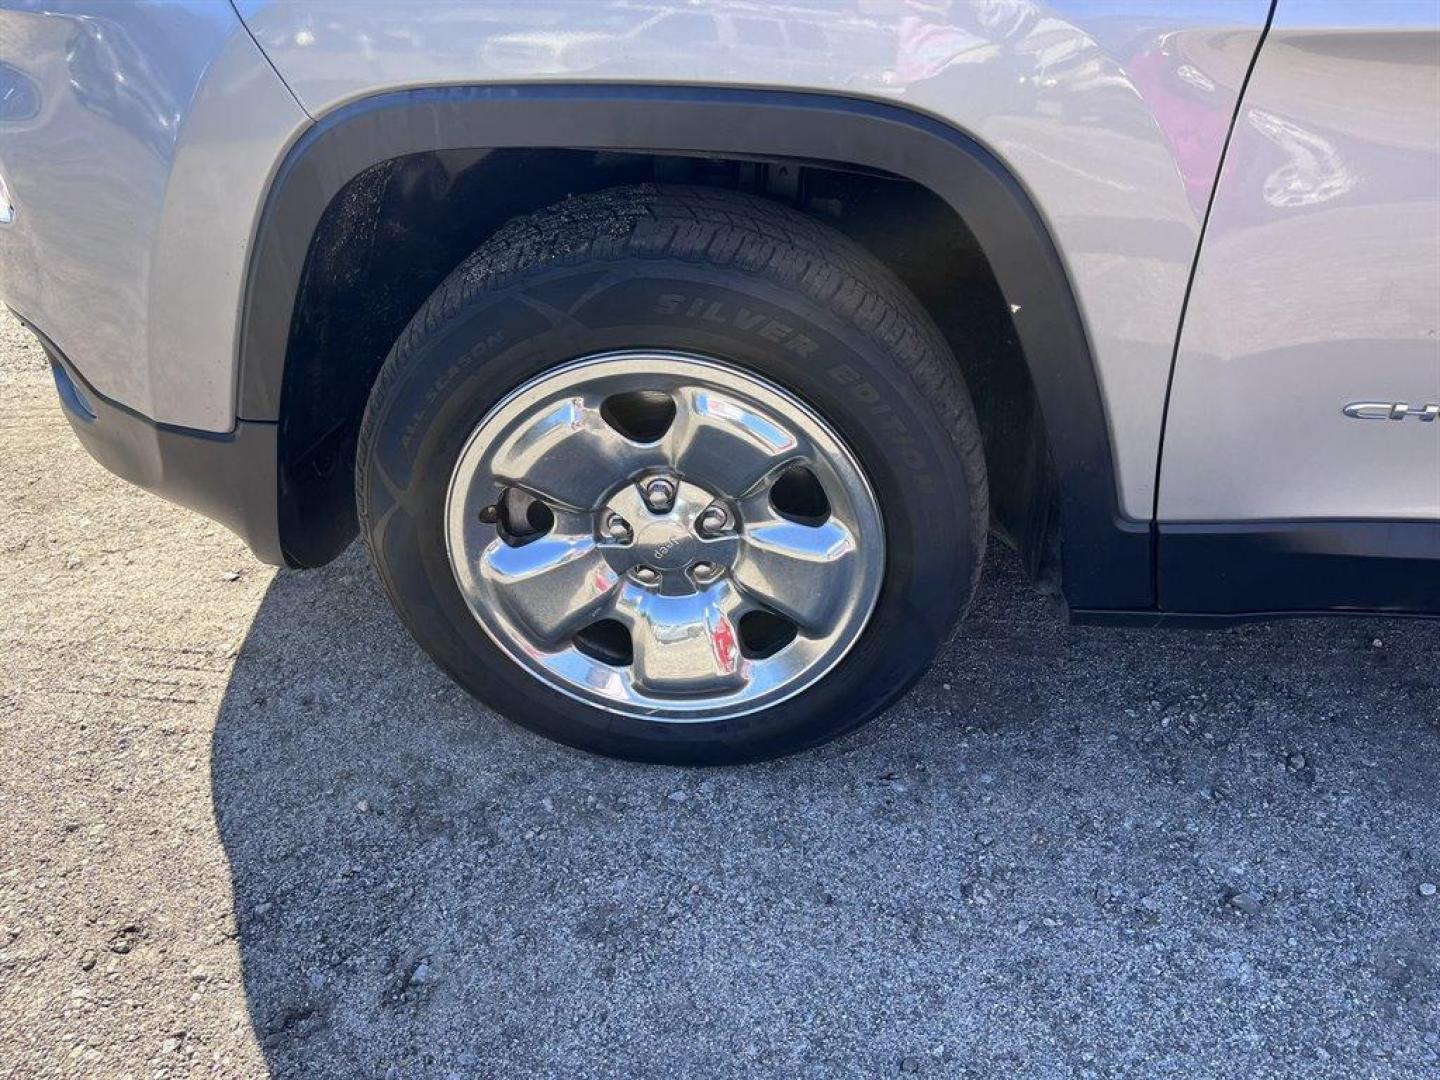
[355, 185, 987, 764]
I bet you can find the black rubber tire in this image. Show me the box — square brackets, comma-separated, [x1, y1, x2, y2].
[355, 184, 988, 764]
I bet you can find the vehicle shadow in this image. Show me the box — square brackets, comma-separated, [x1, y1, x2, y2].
[211, 544, 1440, 1079]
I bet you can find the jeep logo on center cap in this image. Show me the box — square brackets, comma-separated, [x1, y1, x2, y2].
[637, 521, 695, 569]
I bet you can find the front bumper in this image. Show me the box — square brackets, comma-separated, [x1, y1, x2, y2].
[16, 312, 288, 567]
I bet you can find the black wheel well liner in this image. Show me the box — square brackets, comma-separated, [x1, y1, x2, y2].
[237, 84, 1152, 608]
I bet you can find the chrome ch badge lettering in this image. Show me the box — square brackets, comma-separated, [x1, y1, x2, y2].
[1343, 401, 1439, 422]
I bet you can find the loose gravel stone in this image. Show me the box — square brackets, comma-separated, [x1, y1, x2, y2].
[1226, 891, 1263, 916]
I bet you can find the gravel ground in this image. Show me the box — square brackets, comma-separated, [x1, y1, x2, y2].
[1, 307, 1438, 1079]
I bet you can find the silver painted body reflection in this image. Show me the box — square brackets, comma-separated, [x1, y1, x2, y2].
[2, 1, 1431, 528]
[0, 3, 308, 428]
[234, 0, 1271, 518]
[0, 0, 1272, 520]
[1160, 1, 1440, 521]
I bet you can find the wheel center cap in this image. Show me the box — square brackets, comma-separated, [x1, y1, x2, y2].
[637, 518, 697, 570]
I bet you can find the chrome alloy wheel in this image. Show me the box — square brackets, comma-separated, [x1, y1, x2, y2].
[444, 351, 885, 721]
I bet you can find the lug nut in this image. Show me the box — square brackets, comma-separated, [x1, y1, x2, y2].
[691, 561, 719, 581]
[642, 476, 677, 512]
[633, 566, 661, 586]
[604, 513, 632, 542]
[697, 505, 731, 535]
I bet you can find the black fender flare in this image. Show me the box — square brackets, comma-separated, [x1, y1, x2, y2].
[237, 84, 1152, 608]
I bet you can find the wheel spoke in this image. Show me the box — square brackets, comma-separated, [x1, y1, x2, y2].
[662, 387, 805, 496]
[731, 516, 858, 631]
[616, 581, 748, 696]
[487, 395, 663, 509]
[478, 532, 621, 645]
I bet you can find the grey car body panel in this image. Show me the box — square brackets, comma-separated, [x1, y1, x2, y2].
[2, 0, 1275, 519]
[0, 2, 309, 432]
[234, 0, 1273, 522]
[1, 0, 1436, 617]
[1160, 0, 1440, 522]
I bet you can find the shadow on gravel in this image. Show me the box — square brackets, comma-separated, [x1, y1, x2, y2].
[212, 545, 1440, 1079]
